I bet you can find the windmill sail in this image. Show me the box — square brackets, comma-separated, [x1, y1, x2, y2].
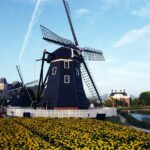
[40, 25, 76, 48]
[62, 0, 79, 46]
[80, 61, 103, 105]
[81, 47, 105, 61]
[26, 80, 39, 87]
[16, 65, 25, 85]
[16, 65, 33, 103]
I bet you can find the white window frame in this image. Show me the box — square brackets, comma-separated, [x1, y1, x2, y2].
[64, 75, 70, 84]
[76, 68, 80, 76]
[64, 61, 70, 69]
[52, 67, 57, 75]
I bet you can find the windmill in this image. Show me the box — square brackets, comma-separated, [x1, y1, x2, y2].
[36, 0, 104, 109]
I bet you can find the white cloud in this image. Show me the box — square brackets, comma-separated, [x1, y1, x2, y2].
[97, 0, 131, 10]
[11, 0, 49, 4]
[30, 0, 49, 3]
[99, 0, 119, 9]
[19, 0, 43, 64]
[90, 60, 150, 96]
[75, 9, 90, 17]
[131, 3, 150, 18]
[113, 25, 150, 48]
[11, 0, 34, 4]
[147, 38, 150, 45]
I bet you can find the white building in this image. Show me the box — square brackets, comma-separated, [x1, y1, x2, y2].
[109, 90, 131, 106]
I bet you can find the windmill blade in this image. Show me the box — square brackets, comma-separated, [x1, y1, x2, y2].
[26, 80, 39, 87]
[80, 60, 103, 106]
[63, 0, 71, 18]
[16, 65, 25, 86]
[40, 25, 76, 48]
[62, 0, 79, 46]
[81, 47, 105, 61]
[16, 65, 33, 103]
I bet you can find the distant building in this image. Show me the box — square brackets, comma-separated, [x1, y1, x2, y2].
[109, 89, 131, 106]
[0, 77, 31, 107]
[0, 78, 8, 92]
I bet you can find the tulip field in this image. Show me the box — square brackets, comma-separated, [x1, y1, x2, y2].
[0, 117, 150, 149]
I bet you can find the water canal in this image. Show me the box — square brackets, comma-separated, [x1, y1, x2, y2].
[130, 113, 150, 123]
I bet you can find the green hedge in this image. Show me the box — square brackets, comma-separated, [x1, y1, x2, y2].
[118, 106, 150, 110]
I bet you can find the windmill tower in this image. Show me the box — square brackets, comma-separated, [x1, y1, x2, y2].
[36, 0, 104, 109]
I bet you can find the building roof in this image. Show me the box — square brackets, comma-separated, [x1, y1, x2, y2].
[0, 78, 7, 84]
[110, 90, 130, 99]
[48, 47, 81, 61]
[11, 81, 22, 89]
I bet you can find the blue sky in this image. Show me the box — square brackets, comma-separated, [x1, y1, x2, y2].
[1, 0, 150, 97]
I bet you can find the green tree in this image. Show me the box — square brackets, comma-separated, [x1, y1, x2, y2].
[104, 99, 112, 107]
[139, 91, 150, 106]
[104, 97, 117, 107]
[131, 98, 139, 106]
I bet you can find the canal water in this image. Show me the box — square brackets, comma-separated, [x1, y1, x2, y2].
[130, 113, 150, 123]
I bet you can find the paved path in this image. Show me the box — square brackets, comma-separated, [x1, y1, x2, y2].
[129, 125, 150, 133]
[117, 114, 150, 133]
[118, 114, 127, 124]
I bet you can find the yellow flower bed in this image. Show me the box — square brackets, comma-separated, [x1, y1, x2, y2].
[0, 117, 149, 149]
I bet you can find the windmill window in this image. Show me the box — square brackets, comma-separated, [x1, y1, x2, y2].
[76, 68, 80, 76]
[64, 61, 70, 69]
[52, 67, 57, 75]
[64, 75, 70, 84]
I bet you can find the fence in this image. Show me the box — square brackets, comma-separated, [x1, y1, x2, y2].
[7, 107, 117, 118]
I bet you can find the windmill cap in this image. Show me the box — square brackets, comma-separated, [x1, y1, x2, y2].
[51, 47, 81, 60]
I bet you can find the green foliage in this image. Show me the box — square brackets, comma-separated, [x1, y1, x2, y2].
[104, 97, 128, 107]
[103, 99, 112, 107]
[116, 100, 128, 107]
[118, 105, 150, 110]
[131, 98, 140, 106]
[139, 91, 150, 106]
